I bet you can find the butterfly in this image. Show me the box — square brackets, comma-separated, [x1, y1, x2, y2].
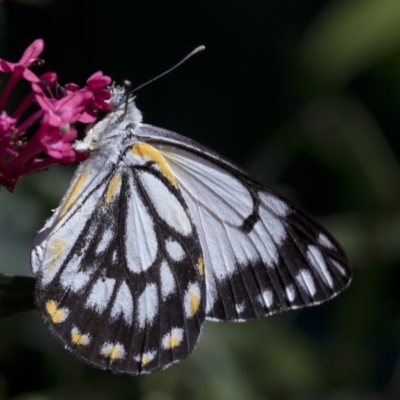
[31, 85, 351, 375]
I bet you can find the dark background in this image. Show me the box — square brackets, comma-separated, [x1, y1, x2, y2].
[1, 0, 400, 399]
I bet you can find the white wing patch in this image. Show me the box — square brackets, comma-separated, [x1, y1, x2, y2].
[225, 225, 257, 264]
[296, 270, 316, 298]
[85, 278, 116, 313]
[125, 175, 158, 273]
[31, 245, 44, 274]
[223, 204, 287, 269]
[201, 208, 236, 280]
[96, 228, 113, 254]
[160, 260, 176, 299]
[259, 206, 287, 246]
[318, 232, 335, 249]
[138, 171, 192, 236]
[246, 223, 279, 267]
[138, 283, 159, 329]
[159, 148, 253, 226]
[235, 303, 245, 314]
[286, 285, 296, 302]
[330, 258, 347, 276]
[307, 245, 333, 288]
[111, 281, 134, 325]
[112, 250, 118, 264]
[205, 274, 218, 314]
[184, 282, 201, 318]
[259, 192, 289, 217]
[60, 253, 93, 293]
[165, 238, 185, 261]
[258, 290, 274, 308]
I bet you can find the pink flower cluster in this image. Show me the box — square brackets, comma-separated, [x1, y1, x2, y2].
[0, 39, 112, 191]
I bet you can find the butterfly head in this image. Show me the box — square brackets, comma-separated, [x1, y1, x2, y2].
[74, 85, 142, 155]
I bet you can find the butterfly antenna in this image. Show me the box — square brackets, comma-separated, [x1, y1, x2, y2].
[132, 45, 206, 93]
[123, 80, 132, 114]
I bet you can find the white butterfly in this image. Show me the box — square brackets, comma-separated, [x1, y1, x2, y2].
[31, 86, 351, 375]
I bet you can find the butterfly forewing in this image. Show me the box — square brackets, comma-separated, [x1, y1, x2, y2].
[32, 87, 351, 375]
[137, 124, 351, 321]
[32, 148, 205, 375]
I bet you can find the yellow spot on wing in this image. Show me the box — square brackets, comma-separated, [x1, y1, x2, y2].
[104, 345, 121, 360]
[45, 300, 67, 324]
[132, 143, 178, 188]
[57, 170, 90, 220]
[141, 355, 151, 365]
[197, 257, 204, 277]
[71, 329, 88, 346]
[165, 335, 181, 349]
[47, 237, 67, 272]
[105, 173, 121, 205]
[189, 289, 200, 317]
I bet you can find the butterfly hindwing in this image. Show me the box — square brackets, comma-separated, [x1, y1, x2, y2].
[32, 151, 205, 375]
[136, 124, 351, 321]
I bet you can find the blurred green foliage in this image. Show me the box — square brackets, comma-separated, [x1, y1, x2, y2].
[1, 0, 400, 399]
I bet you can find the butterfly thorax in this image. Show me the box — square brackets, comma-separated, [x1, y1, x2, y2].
[74, 87, 142, 162]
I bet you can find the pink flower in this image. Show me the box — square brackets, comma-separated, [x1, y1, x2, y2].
[0, 39, 43, 83]
[33, 83, 86, 127]
[67, 71, 112, 123]
[85, 71, 112, 106]
[39, 71, 58, 87]
[0, 39, 112, 191]
[0, 112, 16, 161]
[0, 111, 16, 134]
[39, 124, 86, 163]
